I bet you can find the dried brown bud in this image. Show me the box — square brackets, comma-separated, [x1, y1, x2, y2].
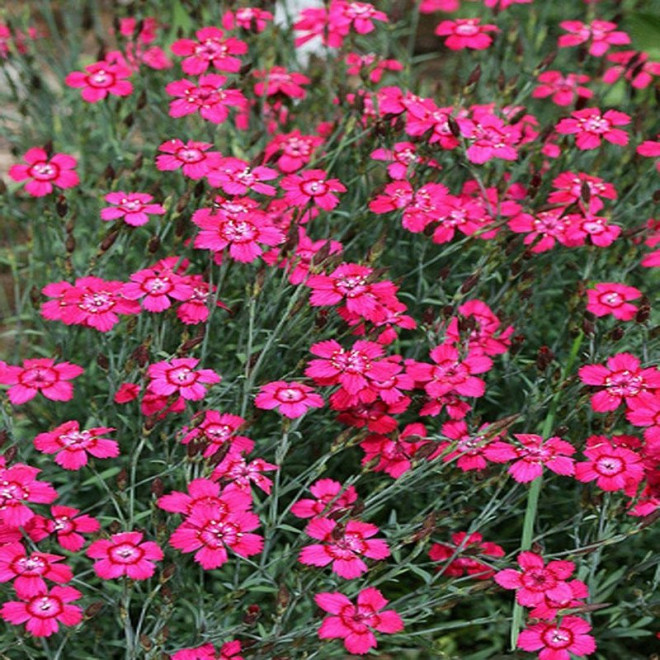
[3, 446, 17, 464]
[56, 195, 68, 217]
[536, 345, 555, 371]
[447, 115, 461, 139]
[65, 235, 76, 253]
[116, 468, 128, 491]
[151, 477, 164, 498]
[148, 235, 161, 253]
[96, 353, 109, 370]
[100, 230, 119, 252]
[84, 602, 104, 619]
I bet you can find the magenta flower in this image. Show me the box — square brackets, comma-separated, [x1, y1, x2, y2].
[169, 503, 263, 570]
[43, 506, 100, 552]
[432, 420, 501, 471]
[518, 616, 596, 660]
[263, 130, 324, 173]
[122, 264, 193, 312]
[87, 531, 163, 580]
[604, 50, 660, 90]
[586, 282, 641, 321]
[458, 112, 521, 164]
[359, 423, 430, 479]
[1, 585, 82, 637]
[222, 7, 273, 32]
[166, 74, 246, 124]
[101, 191, 165, 227]
[157, 478, 252, 516]
[494, 552, 575, 607]
[34, 420, 119, 470]
[532, 71, 593, 107]
[253, 66, 310, 99]
[281, 169, 346, 211]
[255, 381, 324, 418]
[0, 358, 83, 405]
[626, 392, 660, 446]
[156, 139, 222, 179]
[558, 20, 630, 57]
[315, 587, 403, 655]
[291, 479, 358, 519]
[548, 171, 617, 214]
[9, 147, 79, 197]
[556, 108, 630, 150]
[0, 543, 73, 597]
[192, 205, 284, 263]
[575, 436, 645, 492]
[65, 59, 133, 102]
[206, 157, 279, 196]
[211, 453, 278, 494]
[180, 411, 253, 458]
[41, 276, 140, 332]
[147, 358, 220, 401]
[300, 518, 390, 578]
[484, 434, 576, 483]
[578, 353, 660, 412]
[435, 19, 499, 51]
[0, 464, 58, 528]
[170, 26, 247, 75]
[429, 531, 505, 580]
[330, 2, 389, 37]
[172, 640, 244, 660]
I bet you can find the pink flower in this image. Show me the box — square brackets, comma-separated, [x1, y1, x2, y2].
[586, 282, 641, 321]
[169, 504, 263, 570]
[0, 542, 73, 597]
[626, 392, 660, 447]
[330, 2, 389, 37]
[484, 434, 576, 483]
[43, 506, 100, 552]
[0, 358, 83, 405]
[431, 420, 501, 471]
[548, 171, 617, 214]
[291, 479, 358, 519]
[123, 263, 193, 312]
[518, 616, 596, 660]
[180, 411, 253, 458]
[147, 358, 220, 401]
[114, 382, 141, 404]
[156, 139, 222, 179]
[0, 464, 58, 528]
[532, 71, 593, 107]
[370, 141, 440, 180]
[166, 74, 246, 124]
[359, 423, 430, 478]
[559, 20, 630, 57]
[604, 51, 660, 89]
[575, 436, 645, 492]
[263, 130, 324, 173]
[87, 531, 163, 580]
[253, 67, 310, 99]
[222, 7, 273, 32]
[172, 641, 244, 660]
[494, 552, 575, 607]
[65, 59, 133, 102]
[315, 587, 403, 655]
[157, 478, 252, 517]
[578, 353, 660, 412]
[211, 453, 278, 494]
[34, 420, 119, 470]
[508, 209, 571, 253]
[255, 381, 324, 418]
[171, 27, 247, 75]
[176, 275, 228, 325]
[100, 191, 165, 227]
[435, 19, 499, 51]
[41, 277, 140, 332]
[9, 147, 79, 197]
[429, 531, 505, 580]
[300, 518, 390, 578]
[192, 204, 284, 263]
[206, 157, 278, 196]
[1, 585, 82, 637]
[458, 111, 521, 164]
[556, 108, 630, 150]
[281, 169, 346, 211]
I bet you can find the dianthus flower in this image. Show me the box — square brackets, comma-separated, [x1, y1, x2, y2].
[431, 420, 501, 471]
[444, 300, 513, 357]
[156, 139, 222, 179]
[494, 552, 576, 607]
[176, 274, 228, 326]
[206, 157, 278, 195]
[1, 585, 82, 637]
[33, 420, 118, 470]
[166, 74, 246, 124]
[157, 478, 252, 517]
[0, 542, 73, 599]
[9, 147, 79, 197]
[578, 353, 660, 412]
[419, 0, 459, 12]
[180, 411, 253, 458]
[192, 203, 284, 263]
[222, 7, 273, 32]
[345, 53, 403, 83]
[586, 282, 641, 321]
[508, 209, 572, 253]
[41, 276, 140, 332]
[0, 464, 58, 528]
[263, 130, 324, 173]
[556, 108, 630, 150]
[146, 358, 220, 401]
[518, 616, 596, 660]
[626, 392, 660, 447]
[0, 358, 83, 405]
[171, 27, 247, 74]
[300, 518, 390, 579]
[100, 191, 165, 227]
[291, 479, 358, 519]
[172, 641, 244, 660]
[435, 18, 499, 51]
[360, 423, 430, 478]
[87, 531, 163, 580]
[65, 59, 133, 102]
[37, 506, 100, 552]
[330, 1, 389, 37]
[169, 503, 263, 570]
[429, 531, 505, 580]
[548, 171, 617, 214]
[575, 435, 645, 492]
[603, 50, 660, 89]
[403, 97, 459, 149]
[315, 587, 403, 655]
[281, 169, 346, 211]
[253, 67, 310, 99]
[533, 71, 593, 107]
[484, 434, 576, 482]
[211, 452, 278, 494]
[458, 111, 521, 163]
[558, 20, 630, 56]
[123, 261, 193, 312]
[255, 381, 324, 418]
[370, 141, 440, 180]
